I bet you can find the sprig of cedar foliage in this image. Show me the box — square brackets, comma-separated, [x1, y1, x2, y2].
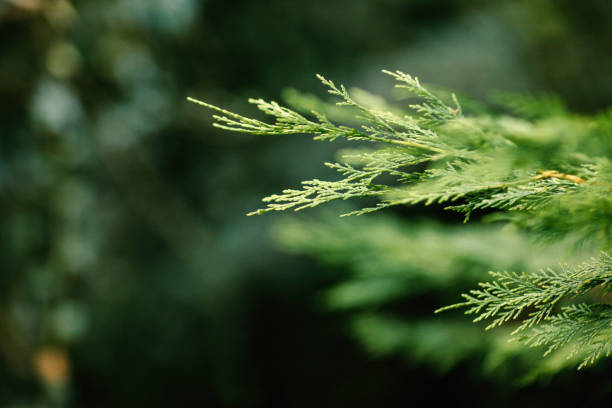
[189, 70, 612, 368]
[436, 253, 612, 369]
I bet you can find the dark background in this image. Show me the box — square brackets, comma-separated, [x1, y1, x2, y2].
[1, 0, 612, 406]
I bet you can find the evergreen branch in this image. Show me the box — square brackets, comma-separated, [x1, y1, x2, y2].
[187, 96, 365, 140]
[189, 71, 610, 223]
[188, 74, 460, 216]
[190, 73, 602, 221]
[192, 69, 612, 369]
[188, 91, 445, 153]
[247, 162, 390, 216]
[384, 161, 562, 209]
[519, 303, 612, 369]
[382, 69, 460, 124]
[338, 147, 441, 176]
[315, 74, 446, 153]
[436, 253, 612, 366]
[446, 171, 587, 220]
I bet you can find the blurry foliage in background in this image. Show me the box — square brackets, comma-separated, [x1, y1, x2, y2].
[1, 0, 612, 407]
[275, 214, 588, 382]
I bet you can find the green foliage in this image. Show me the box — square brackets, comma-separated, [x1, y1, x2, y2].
[190, 70, 612, 370]
[274, 213, 590, 380]
[438, 253, 612, 369]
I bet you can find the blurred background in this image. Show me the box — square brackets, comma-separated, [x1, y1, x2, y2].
[1, 0, 612, 406]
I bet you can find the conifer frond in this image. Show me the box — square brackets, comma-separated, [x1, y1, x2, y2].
[191, 70, 612, 369]
[446, 173, 586, 221]
[520, 303, 612, 369]
[382, 69, 461, 123]
[190, 71, 606, 221]
[246, 162, 389, 216]
[437, 253, 612, 367]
